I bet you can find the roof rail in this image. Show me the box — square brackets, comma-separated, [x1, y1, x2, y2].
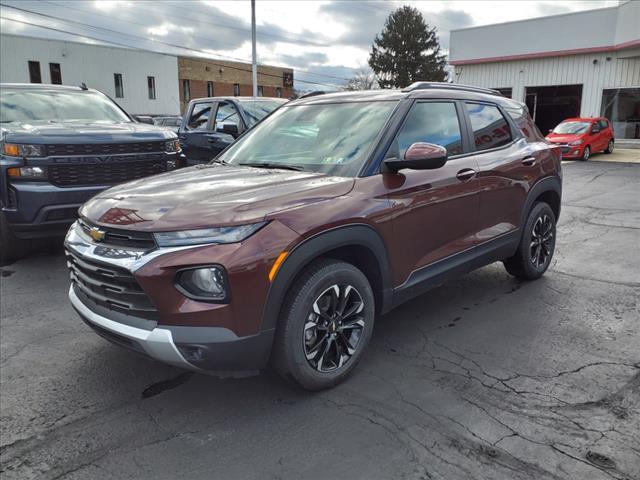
[298, 90, 325, 99]
[402, 82, 501, 96]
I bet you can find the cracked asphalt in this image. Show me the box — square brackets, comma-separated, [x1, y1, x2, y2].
[1, 160, 639, 480]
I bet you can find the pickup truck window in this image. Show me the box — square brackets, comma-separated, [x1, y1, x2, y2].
[187, 102, 212, 130]
[214, 102, 240, 132]
[240, 100, 286, 126]
[0, 88, 130, 123]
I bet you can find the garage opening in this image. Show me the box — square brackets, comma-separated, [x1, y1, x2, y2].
[525, 84, 583, 134]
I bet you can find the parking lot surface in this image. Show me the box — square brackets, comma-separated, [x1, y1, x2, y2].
[1, 160, 639, 480]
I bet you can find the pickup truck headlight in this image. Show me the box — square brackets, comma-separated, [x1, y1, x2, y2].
[568, 139, 583, 146]
[7, 166, 47, 179]
[2, 143, 45, 157]
[175, 266, 228, 301]
[165, 139, 180, 152]
[153, 222, 266, 247]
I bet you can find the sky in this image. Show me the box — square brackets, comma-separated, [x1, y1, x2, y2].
[0, 0, 619, 89]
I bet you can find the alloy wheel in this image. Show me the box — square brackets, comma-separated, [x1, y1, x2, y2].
[608, 140, 614, 153]
[303, 284, 365, 372]
[530, 213, 554, 269]
[583, 147, 590, 160]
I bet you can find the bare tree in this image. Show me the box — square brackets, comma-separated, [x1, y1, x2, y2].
[343, 69, 378, 91]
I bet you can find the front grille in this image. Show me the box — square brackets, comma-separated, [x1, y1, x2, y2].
[66, 248, 158, 320]
[78, 219, 156, 250]
[48, 160, 168, 187]
[46, 141, 165, 156]
[561, 146, 571, 154]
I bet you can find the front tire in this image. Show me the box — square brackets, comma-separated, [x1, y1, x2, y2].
[503, 202, 556, 280]
[580, 146, 590, 161]
[272, 259, 375, 390]
[604, 139, 614, 154]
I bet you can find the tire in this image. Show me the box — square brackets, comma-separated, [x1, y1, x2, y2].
[271, 258, 375, 390]
[580, 146, 590, 161]
[0, 213, 28, 263]
[503, 202, 556, 280]
[604, 139, 614, 154]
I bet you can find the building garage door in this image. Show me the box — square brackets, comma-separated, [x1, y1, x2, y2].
[525, 84, 583, 134]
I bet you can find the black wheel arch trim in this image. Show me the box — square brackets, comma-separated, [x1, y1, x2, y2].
[260, 224, 393, 333]
[520, 175, 562, 230]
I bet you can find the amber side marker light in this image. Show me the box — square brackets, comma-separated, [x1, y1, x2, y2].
[269, 251, 288, 282]
[7, 167, 21, 177]
[3, 144, 20, 156]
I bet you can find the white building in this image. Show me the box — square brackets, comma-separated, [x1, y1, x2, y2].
[450, 1, 640, 141]
[0, 34, 181, 115]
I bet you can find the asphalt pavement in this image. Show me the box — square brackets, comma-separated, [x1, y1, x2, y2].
[1, 160, 639, 480]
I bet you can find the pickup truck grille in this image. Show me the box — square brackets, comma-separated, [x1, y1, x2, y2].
[49, 160, 167, 187]
[66, 248, 158, 320]
[46, 141, 165, 156]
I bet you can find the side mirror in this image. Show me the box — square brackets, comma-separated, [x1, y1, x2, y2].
[135, 115, 155, 125]
[221, 123, 239, 136]
[383, 142, 447, 172]
[548, 129, 553, 133]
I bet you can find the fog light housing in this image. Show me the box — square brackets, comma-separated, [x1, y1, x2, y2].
[175, 266, 228, 302]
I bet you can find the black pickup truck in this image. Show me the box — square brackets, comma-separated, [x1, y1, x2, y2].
[179, 96, 286, 163]
[0, 83, 183, 259]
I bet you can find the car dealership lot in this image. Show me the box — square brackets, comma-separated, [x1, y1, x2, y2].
[1, 160, 638, 480]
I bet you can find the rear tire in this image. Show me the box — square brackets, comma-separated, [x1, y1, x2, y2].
[271, 258, 375, 390]
[503, 202, 556, 280]
[604, 140, 614, 154]
[0, 213, 28, 263]
[580, 146, 590, 161]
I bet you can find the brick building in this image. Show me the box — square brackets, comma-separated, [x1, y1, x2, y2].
[178, 56, 294, 112]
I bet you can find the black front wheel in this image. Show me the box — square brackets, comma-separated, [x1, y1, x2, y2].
[272, 259, 375, 390]
[504, 202, 556, 280]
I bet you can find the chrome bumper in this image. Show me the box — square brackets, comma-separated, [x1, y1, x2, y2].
[69, 285, 198, 370]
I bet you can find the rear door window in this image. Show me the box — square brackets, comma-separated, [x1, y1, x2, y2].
[465, 103, 513, 151]
[393, 102, 463, 158]
[214, 102, 241, 133]
[187, 102, 212, 130]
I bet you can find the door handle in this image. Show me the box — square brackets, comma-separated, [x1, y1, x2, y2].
[522, 156, 537, 166]
[456, 168, 476, 181]
[207, 137, 215, 143]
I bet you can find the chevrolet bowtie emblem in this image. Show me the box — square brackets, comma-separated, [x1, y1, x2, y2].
[89, 227, 106, 242]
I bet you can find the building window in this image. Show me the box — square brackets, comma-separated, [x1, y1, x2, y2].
[233, 83, 240, 96]
[601, 88, 640, 139]
[49, 63, 62, 84]
[257, 86, 264, 97]
[114, 73, 124, 98]
[276, 87, 282, 98]
[182, 79, 191, 102]
[147, 76, 156, 99]
[207, 81, 214, 97]
[28, 61, 41, 83]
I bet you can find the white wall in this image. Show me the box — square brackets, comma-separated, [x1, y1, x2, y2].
[453, 48, 640, 117]
[450, 1, 639, 64]
[0, 34, 181, 115]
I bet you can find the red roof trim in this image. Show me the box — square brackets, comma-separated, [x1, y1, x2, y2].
[450, 39, 640, 66]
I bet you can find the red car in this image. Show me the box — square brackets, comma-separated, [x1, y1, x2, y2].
[546, 117, 614, 160]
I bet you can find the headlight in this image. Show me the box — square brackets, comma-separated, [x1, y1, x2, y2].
[175, 266, 228, 301]
[7, 166, 47, 179]
[2, 143, 45, 157]
[165, 139, 180, 152]
[569, 139, 583, 146]
[154, 222, 266, 247]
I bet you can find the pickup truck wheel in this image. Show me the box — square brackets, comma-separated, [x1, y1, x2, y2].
[0, 213, 27, 262]
[272, 258, 375, 391]
[604, 140, 614, 154]
[503, 202, 556, 280]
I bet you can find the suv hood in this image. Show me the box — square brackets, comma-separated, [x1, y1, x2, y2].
[80, 165, 355, 231]
[1, 120, 174, 143]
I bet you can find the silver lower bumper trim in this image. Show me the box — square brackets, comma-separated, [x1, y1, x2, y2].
[69, 286, 198, 371]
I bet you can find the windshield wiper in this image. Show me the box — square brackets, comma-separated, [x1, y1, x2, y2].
[238, 162, 305, 171]
[210, 158, 230, 166]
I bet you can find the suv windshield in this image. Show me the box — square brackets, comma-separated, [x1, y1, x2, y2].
[220, 101, 397, 177]
[0, 88, 131, 123]
[239, 99, 286, 126]
[553, 121, 590, 134]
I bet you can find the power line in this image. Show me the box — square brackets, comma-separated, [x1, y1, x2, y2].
[2, 2, 353, 83]
[0, 15, 343, 89]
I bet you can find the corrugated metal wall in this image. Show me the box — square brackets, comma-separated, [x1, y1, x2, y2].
[453, 49, 640, 117]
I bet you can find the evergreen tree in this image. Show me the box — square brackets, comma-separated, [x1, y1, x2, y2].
[369, 6, 448, 88]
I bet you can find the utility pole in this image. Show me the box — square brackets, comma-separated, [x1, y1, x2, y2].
[251, 0, 257, 97]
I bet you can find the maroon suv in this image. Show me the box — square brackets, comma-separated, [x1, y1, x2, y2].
[65, 83, 562, 390]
